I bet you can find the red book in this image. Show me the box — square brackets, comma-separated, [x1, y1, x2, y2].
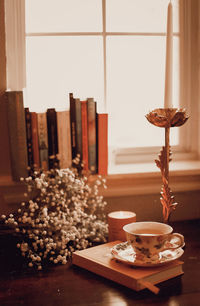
[31, 112, 40, 169]
[98, 113, 108, 175]
[81, 100, 89, 171]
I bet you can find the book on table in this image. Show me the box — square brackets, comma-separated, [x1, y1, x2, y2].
[31, 112, 40, 170]
[74, 98, 82, 160]
[81, 100, 89, 172]
[72, 241, 184, 293]
[37, 112, 49, 171]
[97, 113, 108, 175]
[57, 110, 72, 169]
[5, 91, 28, 181]
[46, 108, 59, 169]
[24, 107, 34, 172]
[87, 97, 97, 174]
[69, 93, 76, 160]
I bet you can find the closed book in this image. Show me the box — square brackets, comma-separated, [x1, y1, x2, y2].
[0, 92, 12, 182]
[46, 108, 59, 169]
[87, 98, 97, 174]
[24, 107, 34, 171]
[75, 98, 82, 159]
[72, 241, 184, 293]
[98, 113, 108, 175]
[5, 91, 28, 181]
[81, 100, 89, 171]
[37, 112, 49, 171]
[31, 112, 40, 170]
[69, 93, 76, 159]
[57, 110, 72, 169]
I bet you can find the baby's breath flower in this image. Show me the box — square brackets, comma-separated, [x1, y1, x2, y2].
[2, 164, 108, 269]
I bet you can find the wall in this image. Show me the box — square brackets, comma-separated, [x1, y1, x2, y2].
[105, 190, 200, 222]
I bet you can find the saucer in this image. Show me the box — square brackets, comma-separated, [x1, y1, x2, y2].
[111, 242, 184, 267]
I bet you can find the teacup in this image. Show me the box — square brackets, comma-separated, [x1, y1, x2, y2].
[123, 221, 184, 262]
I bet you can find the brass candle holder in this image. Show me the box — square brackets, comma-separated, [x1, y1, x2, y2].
[146, 108, 189, 223]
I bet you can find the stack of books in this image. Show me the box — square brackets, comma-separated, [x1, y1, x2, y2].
[4, 91, 108, 181]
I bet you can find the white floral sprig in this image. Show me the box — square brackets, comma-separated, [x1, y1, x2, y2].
[1, 165, 108, 270]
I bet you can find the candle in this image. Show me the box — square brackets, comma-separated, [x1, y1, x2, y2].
[108, 211, 136, 242]
[164, 2, 173, 108]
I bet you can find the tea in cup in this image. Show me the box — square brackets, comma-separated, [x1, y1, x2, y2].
[123, 221, 184, 262]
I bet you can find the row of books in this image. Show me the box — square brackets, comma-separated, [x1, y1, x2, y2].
[5, 91, 108, 181]
[69, 93, 108, 175]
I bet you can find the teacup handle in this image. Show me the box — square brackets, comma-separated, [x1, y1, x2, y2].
[163, 233, 185, 250]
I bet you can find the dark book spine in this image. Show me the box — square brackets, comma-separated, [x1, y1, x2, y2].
[6, 91, 28, 181]
[24, 108, 34, 173]
[31, 112, 40, 170]
[69, 93, 76, 160]
[81, 100, 89, 171]
[46, 108, 59, 169]
[37, 113, 49, 171]
[87, 98, 97, 174]
[75, 98, 82, 159]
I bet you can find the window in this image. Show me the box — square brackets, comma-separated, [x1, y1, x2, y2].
[5, 0, 199, 175]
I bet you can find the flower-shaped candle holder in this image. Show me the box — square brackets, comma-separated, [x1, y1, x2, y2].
[146, 108, 189, 223]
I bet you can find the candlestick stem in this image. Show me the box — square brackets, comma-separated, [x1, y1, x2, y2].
[165, 127, 170, 183]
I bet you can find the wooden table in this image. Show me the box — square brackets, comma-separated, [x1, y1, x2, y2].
[0, 219, 200, 306]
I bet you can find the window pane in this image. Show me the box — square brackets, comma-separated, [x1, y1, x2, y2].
[107, 36, 179, 147]
[25, 0, 102, 33]
[106, 0, 179, 33]
[25, 37, 104, 112]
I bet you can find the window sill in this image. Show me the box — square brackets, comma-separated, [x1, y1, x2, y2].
[103, 160, 200, 198]
[1, 161, 200, 204]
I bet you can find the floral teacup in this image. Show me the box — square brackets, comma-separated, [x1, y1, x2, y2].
[123, 221, 184, 262]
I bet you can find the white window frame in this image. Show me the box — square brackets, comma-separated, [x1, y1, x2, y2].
[4, 0, 200, 179]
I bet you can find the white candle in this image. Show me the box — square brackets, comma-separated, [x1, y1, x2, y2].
[108, 211, 136, 242]
[164, 2, 173, 108]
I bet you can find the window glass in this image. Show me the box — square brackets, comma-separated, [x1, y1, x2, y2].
[107, 36, 179, 147]
[25, 36, 104, 112]
[25, 0, 102, 33]
[106, 0, 179, 33]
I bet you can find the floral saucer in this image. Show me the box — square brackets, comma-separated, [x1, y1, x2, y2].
[111, 242, 184, 267]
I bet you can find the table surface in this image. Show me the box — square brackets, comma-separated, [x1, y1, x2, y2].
[0, 219, 200, 306]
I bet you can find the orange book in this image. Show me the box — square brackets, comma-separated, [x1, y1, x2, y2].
[98, 113, 108, 175]
[81, 101, 88, 171]
[31, 112, 40, 169]
[72, 241, 184, 293]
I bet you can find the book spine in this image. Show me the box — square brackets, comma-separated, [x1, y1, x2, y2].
[46, 108, 59, 169]
[0, 92, 12, 181]
[75, 98, 82, 160]
[24, 108, 34, 172]
[98, 113, 108, 175]
[37, 113, 49, 171]
[57, 111, 72, 169]
[81, 101, 89, 171]
[31, 112, 40, 170]
[69, 93, 76, 160]
[87, 98, 97, 174]
[6, 91, 28, 181]
[65, 110, 72, 167]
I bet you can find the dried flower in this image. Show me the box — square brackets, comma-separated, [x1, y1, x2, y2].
[1, 164, 108, 269]
[146, 108, 189, 128]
